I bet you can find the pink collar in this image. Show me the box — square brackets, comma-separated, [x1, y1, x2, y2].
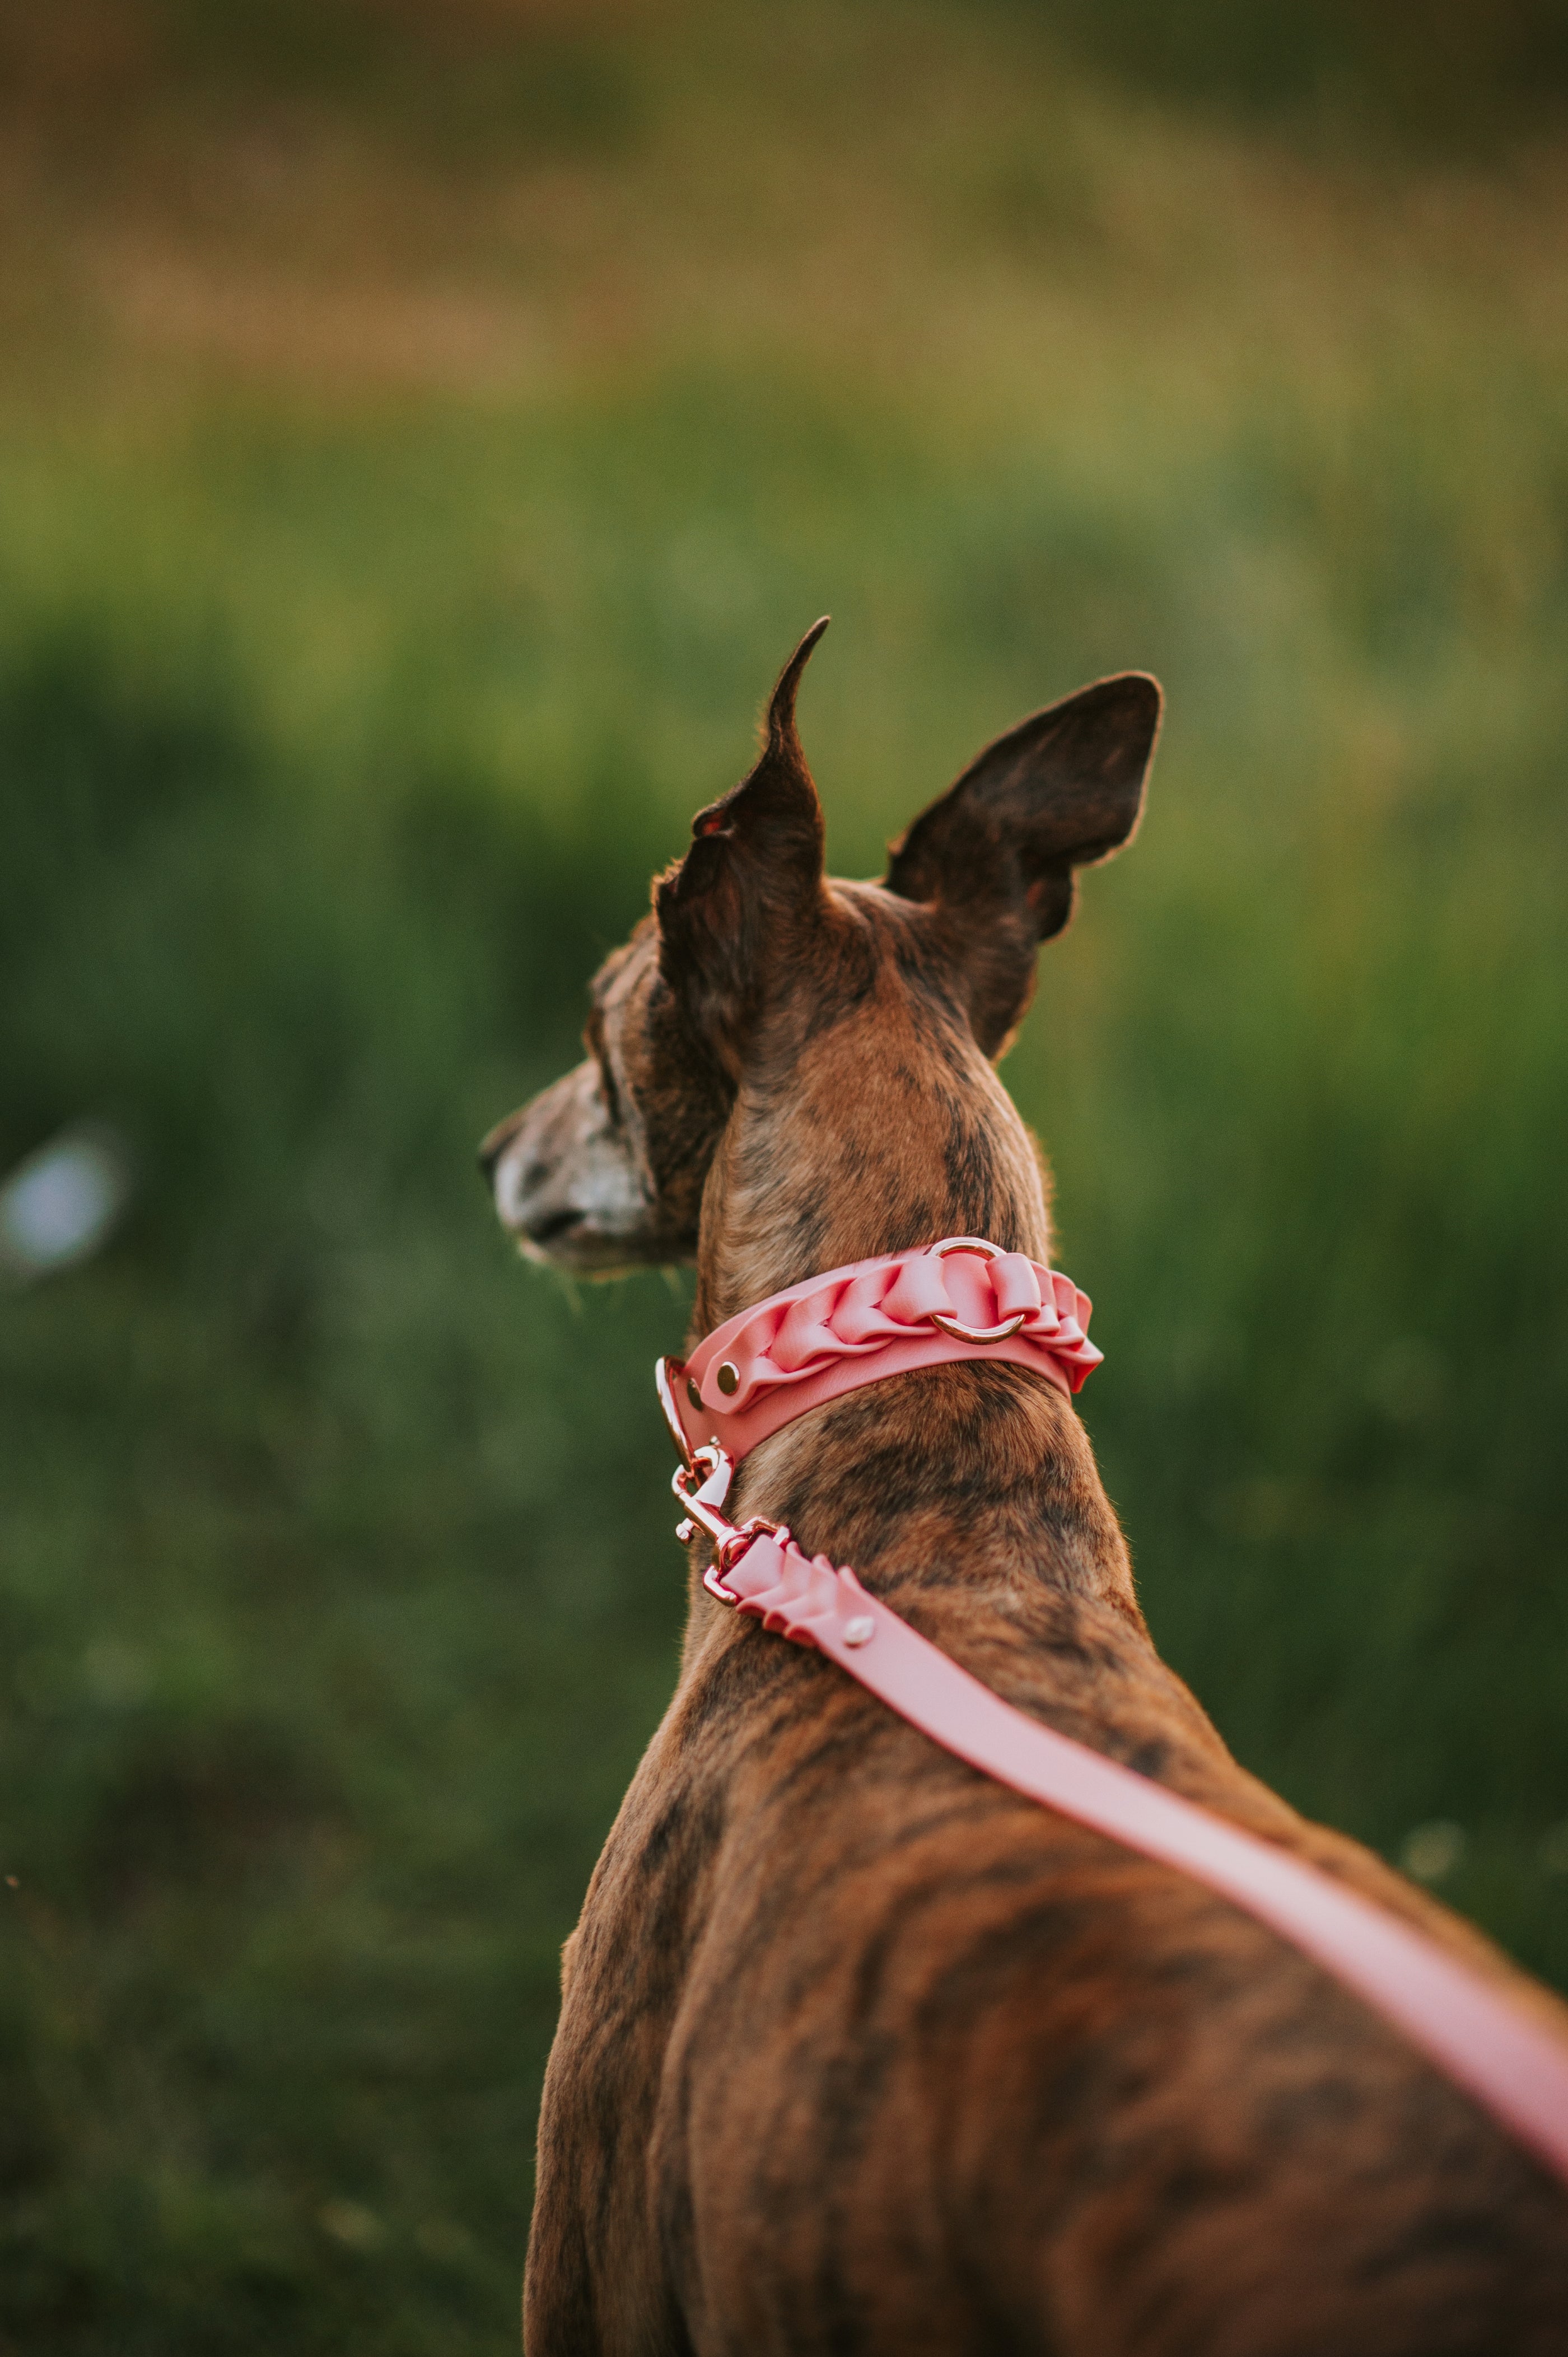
[657, 1235, 1100, 1465]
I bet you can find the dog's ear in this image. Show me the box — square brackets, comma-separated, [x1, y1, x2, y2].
[655, 618, 830, 1066]
[886, 671, 1161, 935]
[885, 671, 1161, 1052]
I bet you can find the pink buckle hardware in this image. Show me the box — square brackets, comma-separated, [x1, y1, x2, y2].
[655, 1251, 1568, 2193]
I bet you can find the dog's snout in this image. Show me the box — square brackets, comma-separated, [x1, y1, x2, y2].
[526, 1206, 586, 1245]
[482, 1061, 654, 1269]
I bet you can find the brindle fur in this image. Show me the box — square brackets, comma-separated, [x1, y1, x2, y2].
[482, 624, 1568, 2354]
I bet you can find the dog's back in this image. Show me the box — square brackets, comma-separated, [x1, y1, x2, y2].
[531, 1373, 1568, 2355]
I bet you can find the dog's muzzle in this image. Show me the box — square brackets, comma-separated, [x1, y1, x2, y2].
[479, 1060, 653, 1271]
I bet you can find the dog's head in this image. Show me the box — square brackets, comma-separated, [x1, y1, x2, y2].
[480, 620, 1161, 1276]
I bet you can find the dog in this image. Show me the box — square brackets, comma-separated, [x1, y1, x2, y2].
[482, 622, 1568, 2354]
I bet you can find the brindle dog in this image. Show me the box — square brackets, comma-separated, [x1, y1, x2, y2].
[482, 622, 1568, 2356]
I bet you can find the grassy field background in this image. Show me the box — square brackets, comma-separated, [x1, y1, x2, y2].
[3, 4, 1568, 2349]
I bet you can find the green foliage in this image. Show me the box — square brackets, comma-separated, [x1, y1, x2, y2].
[1, 1, 642, 172]
[1001, 0, 1568, 149]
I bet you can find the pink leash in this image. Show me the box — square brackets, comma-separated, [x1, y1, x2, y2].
[657, 1238, 1568, 2191]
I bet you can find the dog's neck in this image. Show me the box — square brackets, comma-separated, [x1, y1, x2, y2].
[692, 956, 1052, 1325]
[681, 971, 1144, 1655]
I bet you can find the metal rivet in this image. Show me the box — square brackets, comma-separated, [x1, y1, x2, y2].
[843, 1616, 875, 1647]
[687, 1376, 703, 1410]
[716, 1361, 740, 1397]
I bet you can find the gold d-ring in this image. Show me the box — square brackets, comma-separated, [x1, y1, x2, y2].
[928, 1237, 1028, 1344]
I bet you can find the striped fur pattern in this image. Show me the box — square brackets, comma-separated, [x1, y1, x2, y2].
[483, 626, 1568, 2354]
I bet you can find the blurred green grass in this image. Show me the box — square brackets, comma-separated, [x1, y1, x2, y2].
[3, 7, 1568, 2352]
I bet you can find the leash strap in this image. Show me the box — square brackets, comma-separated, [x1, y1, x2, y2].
[718, 1516, 1568, 2185]
[671, 1453, 1568, 2190]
